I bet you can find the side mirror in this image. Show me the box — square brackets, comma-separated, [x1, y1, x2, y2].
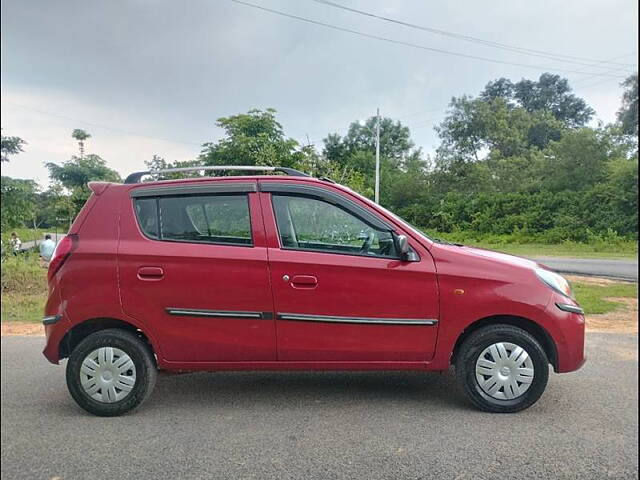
[395, 234, 419, 262]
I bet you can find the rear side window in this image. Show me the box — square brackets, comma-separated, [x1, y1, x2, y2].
[134, 198, 159, 239]
[134, 194, 252, 246]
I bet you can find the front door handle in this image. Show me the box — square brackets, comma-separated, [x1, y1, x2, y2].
[138, 266, 164, 280]
[290, 275, 318, 289]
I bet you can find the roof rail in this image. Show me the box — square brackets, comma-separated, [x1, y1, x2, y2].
[124, 165, 311, 184]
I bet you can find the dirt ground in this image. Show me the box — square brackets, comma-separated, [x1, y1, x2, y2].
[2, 276, 637, 336]
[585, 296, 638, 333]
[565, 275, 638, 334]
[1, 323, 44, 336]
[565, 274, 632, 286]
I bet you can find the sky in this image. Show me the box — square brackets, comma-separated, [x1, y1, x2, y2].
[1, 0, 637, 187]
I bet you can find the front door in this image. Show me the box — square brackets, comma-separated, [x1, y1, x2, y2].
[260, 183, 439, 362]
[118, 181, 276, 363]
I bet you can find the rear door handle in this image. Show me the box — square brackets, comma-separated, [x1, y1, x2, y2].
[138, 267, 164, 280]
[290, 275, 318, 289]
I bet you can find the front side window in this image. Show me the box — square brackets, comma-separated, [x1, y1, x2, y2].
[272, 195, 397, 257]
[134, 194, 252, 246]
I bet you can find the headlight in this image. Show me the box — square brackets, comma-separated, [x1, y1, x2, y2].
[535, 268, 573, 299]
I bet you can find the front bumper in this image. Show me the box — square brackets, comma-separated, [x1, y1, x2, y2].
[548, 298, 586, 373]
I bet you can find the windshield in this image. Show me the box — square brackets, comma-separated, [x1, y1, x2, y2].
[372, 203, 461, 245]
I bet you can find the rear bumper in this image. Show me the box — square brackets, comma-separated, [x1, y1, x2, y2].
[42, 317, 66, 364]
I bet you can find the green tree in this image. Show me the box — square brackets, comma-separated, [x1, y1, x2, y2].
[46, 154, 121, 212]
[71, 129, 91, 159]
[323, 116, 415, 170]
[435, 96, 563, 168]
[0, 177, 38, 230]
[1, 131, 26, 162]
[143, 155, 200, 181]
[35, 185, 76, 230]
[198, 109, 303, 169]
[543, 128, 610, 191]
[481, 73, 594, 127]
[617, 73, 638, 136]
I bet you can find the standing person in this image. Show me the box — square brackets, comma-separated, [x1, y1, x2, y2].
[39, 234, 56, 267]
[9, 232, 22, 255]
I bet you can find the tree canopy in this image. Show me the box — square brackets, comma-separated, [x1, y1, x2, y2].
[1, 131, 26, 162]
[198, 109, 304, 168]
[0, 73, 637, 244]
[617, 73, 638, 137]
[46, 153, 121, 211]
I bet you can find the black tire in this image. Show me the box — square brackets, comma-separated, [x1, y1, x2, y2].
[66, 328, 157, 416]
[455, 324, 549, 413]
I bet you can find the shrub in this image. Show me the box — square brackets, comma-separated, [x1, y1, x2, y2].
[1, 252, 47, 295]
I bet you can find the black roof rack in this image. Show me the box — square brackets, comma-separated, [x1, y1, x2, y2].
[124, 165, 311, 184]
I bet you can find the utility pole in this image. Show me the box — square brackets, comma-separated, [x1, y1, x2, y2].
[375, 108, 381, 204]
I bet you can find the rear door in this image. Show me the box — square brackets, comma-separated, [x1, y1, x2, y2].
[260, 181, 439, 362]
[118, 181, 276, 363]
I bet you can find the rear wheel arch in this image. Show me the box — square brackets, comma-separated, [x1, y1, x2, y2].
[58, 317, 157, 363]
[450, 315, 558, 371]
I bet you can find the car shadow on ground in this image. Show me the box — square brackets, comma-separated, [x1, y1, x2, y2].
[146, 368, 472, 411]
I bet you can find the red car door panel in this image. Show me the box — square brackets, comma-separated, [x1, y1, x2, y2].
[270, 249, 439, 361]
[118, 183, 276, 363]
[259, 182, 439, 362]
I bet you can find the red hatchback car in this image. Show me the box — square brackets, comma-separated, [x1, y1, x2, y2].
[43, 166, 585, 416]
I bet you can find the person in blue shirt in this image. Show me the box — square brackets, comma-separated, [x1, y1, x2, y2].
[39, 234, 56, 267]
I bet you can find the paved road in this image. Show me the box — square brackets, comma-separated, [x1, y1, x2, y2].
[1, 334, 637, 479]
[18, 233, 66, 252]
[533, 256, 638, 281]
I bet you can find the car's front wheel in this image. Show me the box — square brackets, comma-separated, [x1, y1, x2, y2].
[455, 324, 549, 413]
[66, 328, 157, 416]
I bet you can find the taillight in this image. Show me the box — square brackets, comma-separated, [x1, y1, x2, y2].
[48, 234, 78, 280]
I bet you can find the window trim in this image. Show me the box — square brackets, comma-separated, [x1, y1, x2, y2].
[269, 193, 405, 261]
[130, 182, 257, 198]
[132, 193, 254, 248]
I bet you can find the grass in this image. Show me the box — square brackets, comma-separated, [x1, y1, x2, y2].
[573, 282, 638, 315]
[423, 231, 638, 259]
[1, 292, 46, 323]
[460, 242, 638, 259]
[1, 252, 47, 323]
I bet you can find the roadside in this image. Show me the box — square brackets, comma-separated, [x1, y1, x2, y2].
[472, 243, 637, 259]
[566, 275, 638, 334]
[2, 273, 636, 336]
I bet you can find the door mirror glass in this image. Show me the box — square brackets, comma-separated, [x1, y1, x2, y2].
[395, 234, 419, 262]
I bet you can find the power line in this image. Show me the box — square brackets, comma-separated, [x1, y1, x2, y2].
[3, 101, 203, 147]
[310, 0, 637, 72]
[570, 54, 637, 87]
[575, 76, 625, 90]
[229, 0, 627, 79]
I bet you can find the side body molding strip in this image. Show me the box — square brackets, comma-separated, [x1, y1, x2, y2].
[166, 308, 272, 319]
[277, 313, 438, 326]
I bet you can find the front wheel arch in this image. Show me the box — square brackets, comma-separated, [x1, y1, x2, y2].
[450, 315, 558, 371]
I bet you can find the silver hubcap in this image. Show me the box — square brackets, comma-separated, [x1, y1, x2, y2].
[475, 342, 534, 400]
[80, 347, 136, 403]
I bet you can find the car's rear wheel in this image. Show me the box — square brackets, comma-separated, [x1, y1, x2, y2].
[66, 328, 157, 416]
[455, 324, 549, 413]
